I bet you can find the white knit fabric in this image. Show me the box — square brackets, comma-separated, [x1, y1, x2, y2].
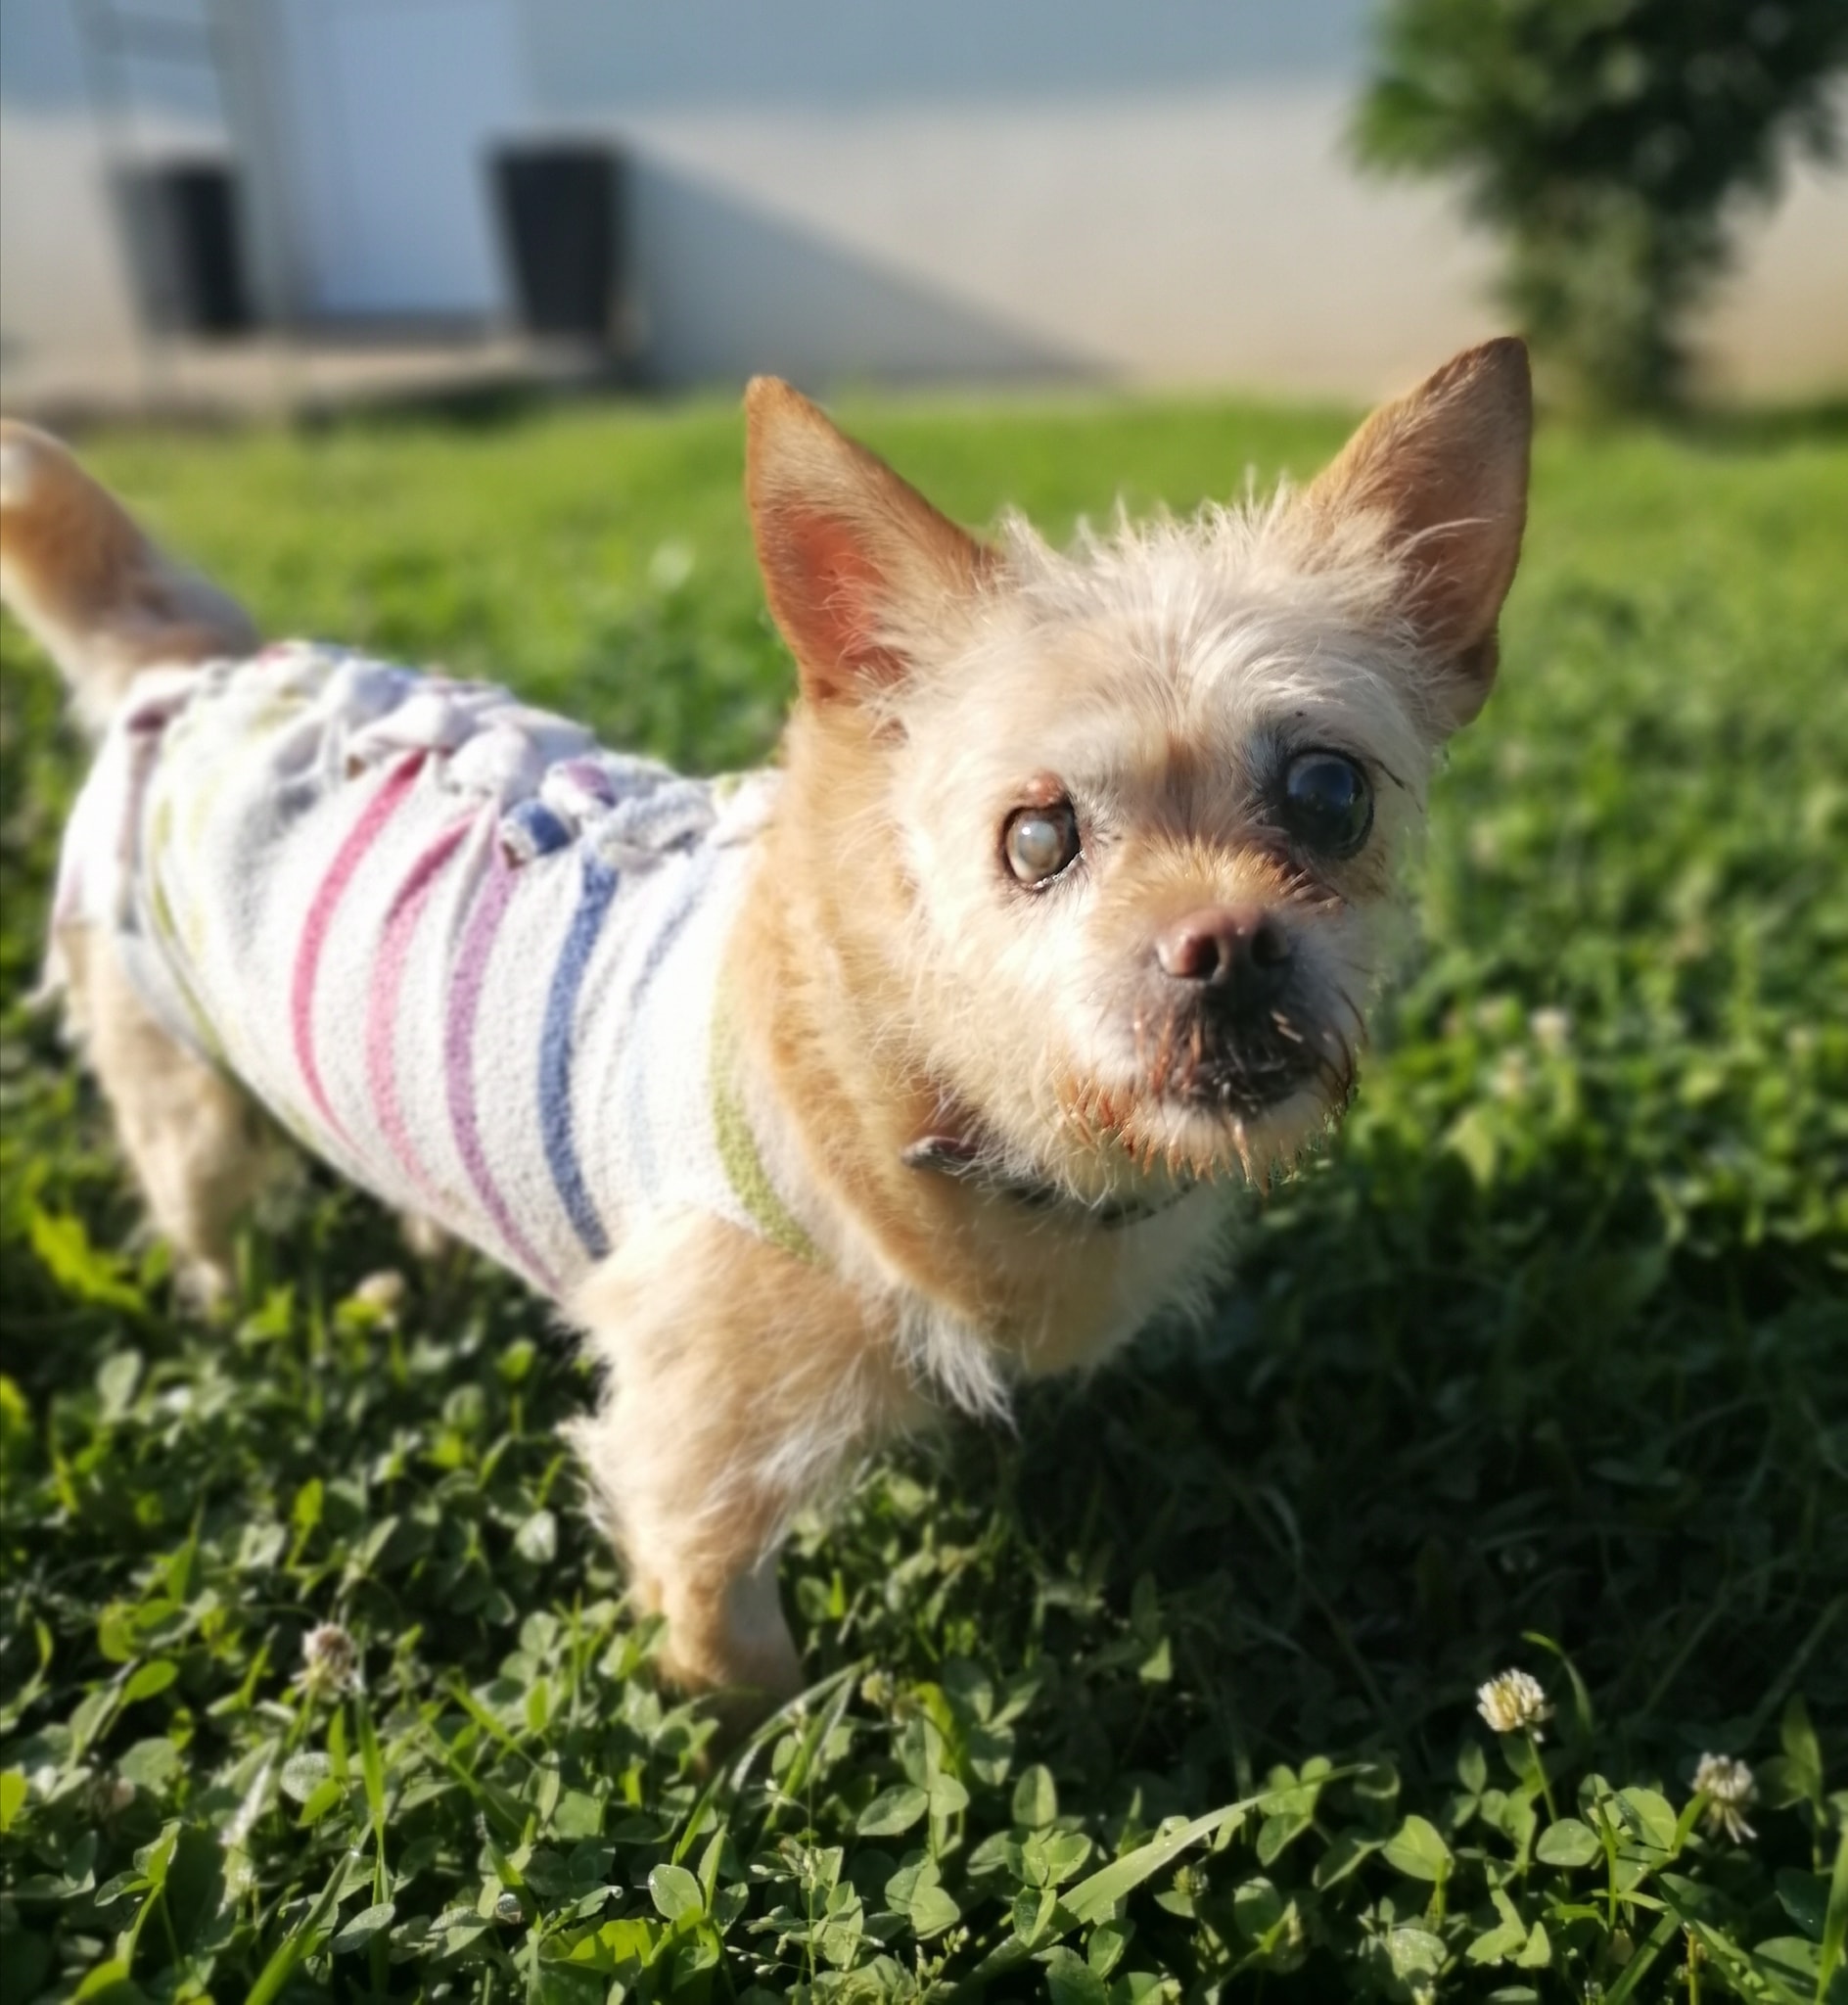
[52, 642, 809, 1296]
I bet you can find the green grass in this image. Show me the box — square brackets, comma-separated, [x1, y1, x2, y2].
[1, 390, 1844, 2005]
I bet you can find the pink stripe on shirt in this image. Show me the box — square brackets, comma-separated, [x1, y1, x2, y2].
[289, 754, 425, 1144]
[365, 817, 471, 1208]
[442, 851, 559, 1293]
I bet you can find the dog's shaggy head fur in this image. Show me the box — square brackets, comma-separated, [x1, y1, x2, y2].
[745, 342, 1531, 1217]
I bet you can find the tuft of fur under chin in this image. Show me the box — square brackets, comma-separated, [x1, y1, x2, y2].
[1055, 1072, 1349, 1193]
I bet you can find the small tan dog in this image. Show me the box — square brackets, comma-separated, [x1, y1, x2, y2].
[0, 339, 1529, 1718]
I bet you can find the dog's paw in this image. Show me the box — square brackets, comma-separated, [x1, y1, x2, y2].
[399, 1210, 454, 1263]
[172, 1255, 235, 1319]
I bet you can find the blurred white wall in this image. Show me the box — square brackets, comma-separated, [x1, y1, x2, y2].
[267, 0, 520, 319]
[606, 88, 1503, 396]
[2, 0, 1843, 400]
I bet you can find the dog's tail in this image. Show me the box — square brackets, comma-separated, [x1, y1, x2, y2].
[0, 419, 257, 736]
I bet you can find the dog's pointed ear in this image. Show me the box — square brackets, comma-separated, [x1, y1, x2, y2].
[745, 378, 992, 705]
[1297, 337, 1532, 728]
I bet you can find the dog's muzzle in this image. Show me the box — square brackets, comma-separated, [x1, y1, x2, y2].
[1140, 907, 1350, 1118]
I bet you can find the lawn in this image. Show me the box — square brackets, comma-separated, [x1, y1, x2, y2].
[1, 388, 1843, 2005]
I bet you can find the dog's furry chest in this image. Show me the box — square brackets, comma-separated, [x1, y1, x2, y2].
[52, 643, 801, 1295]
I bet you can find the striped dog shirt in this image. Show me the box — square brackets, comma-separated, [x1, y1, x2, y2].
[51, 642, 814, 1296]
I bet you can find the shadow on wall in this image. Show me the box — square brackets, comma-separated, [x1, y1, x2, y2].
[624, 157, 1106, 394]
[520, 0, 1371, 117]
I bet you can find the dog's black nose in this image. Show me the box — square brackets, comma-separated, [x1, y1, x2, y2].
[1156, 907, 1293, 996]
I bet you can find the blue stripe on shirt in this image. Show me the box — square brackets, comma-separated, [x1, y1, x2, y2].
[539, 854, 621, 1260]
[602, 849, 711, 1202]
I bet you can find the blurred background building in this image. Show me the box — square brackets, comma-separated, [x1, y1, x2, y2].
[2, 0, 1843, 417]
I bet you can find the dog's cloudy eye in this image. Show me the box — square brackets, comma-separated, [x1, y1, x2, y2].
[1282, 751, 1372, 857]
[1003, 802, 1081, 885]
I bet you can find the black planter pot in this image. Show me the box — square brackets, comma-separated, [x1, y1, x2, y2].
[119, 163, 252, 337]
[492, 144, 624, 343]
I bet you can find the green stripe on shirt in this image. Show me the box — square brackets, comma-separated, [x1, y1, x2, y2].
[709, 982, 821, 1268]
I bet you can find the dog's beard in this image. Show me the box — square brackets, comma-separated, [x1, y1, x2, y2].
[1055, 983, 1363, 1187]
[1139, 991, 1360, 1122]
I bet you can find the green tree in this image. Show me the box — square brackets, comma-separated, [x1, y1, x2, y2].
[1353, 0, 1848, 409]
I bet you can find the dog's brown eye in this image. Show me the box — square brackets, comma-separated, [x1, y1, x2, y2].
[1003, 802, 1080, 885]
[1282, 751, 1372, 858]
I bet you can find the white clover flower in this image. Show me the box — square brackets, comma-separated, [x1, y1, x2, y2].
[1492, 1051, 1531, 1101]
[648, 539, 695, 593]
[1475, 995, 1520, 1036]
[351, 1270, 407, 1322]
[494, 1889, 525, 1926]
[1692, 1753, 1757, 1842]
[1530, 1007, 1572, 1055]
[1477, 1668, 1553, 1739]
[300, 1621, 360, 1698]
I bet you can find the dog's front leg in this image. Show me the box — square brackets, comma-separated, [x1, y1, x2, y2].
[568, 1211, 924, 1725]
